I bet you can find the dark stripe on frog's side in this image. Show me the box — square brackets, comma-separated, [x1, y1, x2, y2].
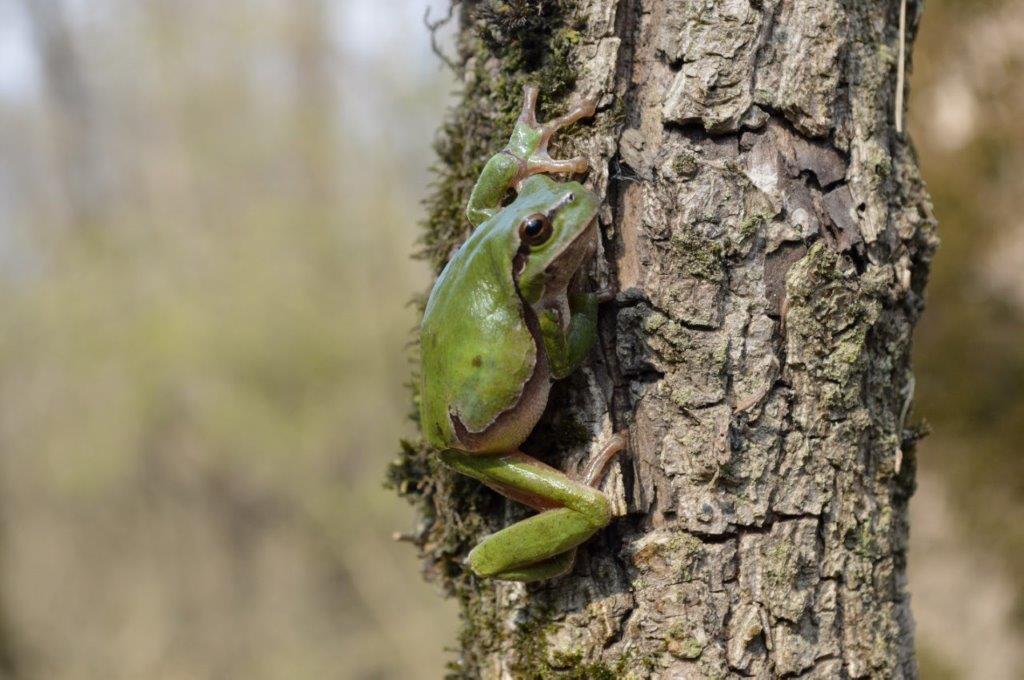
[449, 295, 551, 454]
[419, 202, 537, 448]
[422, 179, 596, 452]
[447, 215, 598, 452]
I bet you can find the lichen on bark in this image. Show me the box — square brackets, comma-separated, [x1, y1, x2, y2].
[391, 0, 937, 677]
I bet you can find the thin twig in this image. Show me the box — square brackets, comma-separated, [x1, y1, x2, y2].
[424, 2, 459, 73]
[895, 0, 907, 133]
[894, 373, 915, 474]
[392, 531, 419, 543]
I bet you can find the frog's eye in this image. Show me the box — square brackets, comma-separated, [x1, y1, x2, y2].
[519, 213, 553, 247]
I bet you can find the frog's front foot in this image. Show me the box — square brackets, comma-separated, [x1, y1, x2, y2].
[464, 84, 598, 228]
[513, 84, 597, 186]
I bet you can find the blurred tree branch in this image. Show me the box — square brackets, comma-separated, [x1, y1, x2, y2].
[22, 0, 107, 229]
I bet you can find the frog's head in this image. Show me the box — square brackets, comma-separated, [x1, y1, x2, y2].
[511, 174, 600, 306]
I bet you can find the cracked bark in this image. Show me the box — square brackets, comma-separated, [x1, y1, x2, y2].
[395, 1, 937, 677]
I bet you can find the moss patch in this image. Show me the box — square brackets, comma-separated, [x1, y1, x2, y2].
[390, 1, 613, 676]
[509, 616, 658, 679]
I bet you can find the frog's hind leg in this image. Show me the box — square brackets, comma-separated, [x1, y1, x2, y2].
[440, 442, 623, 582]
[467, 506, 596, 580]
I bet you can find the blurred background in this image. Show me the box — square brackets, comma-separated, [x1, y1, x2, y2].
[0, 1, 1018, 679]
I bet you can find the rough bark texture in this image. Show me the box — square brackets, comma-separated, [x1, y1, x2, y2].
[391, 0, 937, 677]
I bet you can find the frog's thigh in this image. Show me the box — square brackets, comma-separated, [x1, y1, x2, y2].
[439, 449, 611, 526]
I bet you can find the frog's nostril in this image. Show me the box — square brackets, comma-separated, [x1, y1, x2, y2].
[566, 192, 575, 202]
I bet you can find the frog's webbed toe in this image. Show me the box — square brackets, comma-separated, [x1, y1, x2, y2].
[515, 84, 595, 183]
[516, 155, 589, 189]
[517, 84, 597, 139]
[518, 84, 541, 127]
[540, 98, 597, 144]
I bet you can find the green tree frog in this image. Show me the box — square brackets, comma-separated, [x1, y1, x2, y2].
[419, 85, 625, 582]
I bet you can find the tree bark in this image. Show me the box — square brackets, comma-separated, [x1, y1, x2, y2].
[393, 0, 937, 677]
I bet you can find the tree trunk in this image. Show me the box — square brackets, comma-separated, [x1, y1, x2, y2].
[22, 0, 107, 229]
[392, 0, 937, 677]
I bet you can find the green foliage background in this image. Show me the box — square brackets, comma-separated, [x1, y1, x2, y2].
[0, 2, 458, 678]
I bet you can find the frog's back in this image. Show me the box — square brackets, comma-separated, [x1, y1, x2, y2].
[419, 221, 539, 450]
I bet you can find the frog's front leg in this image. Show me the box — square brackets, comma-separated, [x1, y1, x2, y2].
[538, 290, 600, 379]
[441, 441, 624, 582]
[465, 84, 596, 228]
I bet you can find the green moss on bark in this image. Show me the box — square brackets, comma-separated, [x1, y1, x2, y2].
[388, 2, 603, 676]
